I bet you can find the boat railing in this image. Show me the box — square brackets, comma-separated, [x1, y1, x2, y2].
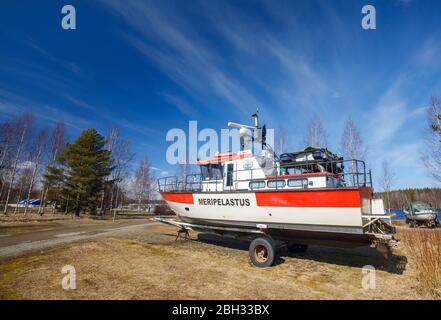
[157, 158, 372, 192]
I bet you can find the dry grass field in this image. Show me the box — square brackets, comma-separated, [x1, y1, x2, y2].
[400, 228, 441, 297]
[0, 212, 76, 225]
[1, 223, 439, 300]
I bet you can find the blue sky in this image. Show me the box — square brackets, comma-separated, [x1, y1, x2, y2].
[1, 0, 440, 189]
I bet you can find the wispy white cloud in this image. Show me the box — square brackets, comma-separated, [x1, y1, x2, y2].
[0, 100, 24, 116]
[40, 105, 95, 130]
[113, 117, 162, 137]
[387, 142, 422, 167]
[411, 105, 428, 117]
[0, 88, 94, 130]
[413, 36, 441, 70]
[367, 77, 410, 144]
[160, 92, 198, 118]
[64, 95, 97, 112]
[97, 0, 348, 132]
[397, 0, 413, 6]
[99, 1, 293, 120]
[0, 56, 79, 95]
[369, 101, 408, 145]
[27, 41, 84, 76]
[121, 30, 261, 119]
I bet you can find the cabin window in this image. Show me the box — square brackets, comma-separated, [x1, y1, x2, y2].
[413, 202, 432, 211]
[249, 181, 265, 189]
[201, 164, 223, 180]
[287, 178, 307, 189]
[226, 163, 234, 187]
[267, 180, 285, 189]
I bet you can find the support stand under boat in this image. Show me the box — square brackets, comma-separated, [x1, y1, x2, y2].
[175, 227, 190, 241]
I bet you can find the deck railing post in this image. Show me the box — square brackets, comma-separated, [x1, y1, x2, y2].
[363, 161, 366, 186]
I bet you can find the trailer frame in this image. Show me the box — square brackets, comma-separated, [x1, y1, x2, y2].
[153, 215, 399, 266]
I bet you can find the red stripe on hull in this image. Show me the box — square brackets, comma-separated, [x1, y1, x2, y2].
[255, 189, 363, 208]
[161, 193, 194, 204]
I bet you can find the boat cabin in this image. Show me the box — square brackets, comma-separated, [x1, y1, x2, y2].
[167, 147, 369, 193]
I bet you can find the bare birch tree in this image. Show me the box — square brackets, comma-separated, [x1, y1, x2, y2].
[39, 122, 67, 214]
[0, 120, 14, 199]
[100, 126, 120, 212]
[105, 126, 133, 212]
[422, 96, 441, 184]
[275, 126, 287, 156]
[340, 116, 367, 185]
[176, 163, 196, 190]
[380, 160, 396, 213]
[24, 126, 48, 215]
[13, 166, 32, 214]
[304, 114, 328, 147]
[3, 114, 34, 214]
[133, 156, 155, 211]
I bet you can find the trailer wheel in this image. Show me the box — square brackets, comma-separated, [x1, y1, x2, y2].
[288, 243, 308, 253]
[249, 237, 276, 267]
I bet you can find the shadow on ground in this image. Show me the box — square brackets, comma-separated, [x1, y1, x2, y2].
[196, 233, 407, 275]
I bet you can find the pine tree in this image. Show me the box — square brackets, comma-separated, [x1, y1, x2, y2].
[43, 152, 70, 213]
[64, 129, 112, 215]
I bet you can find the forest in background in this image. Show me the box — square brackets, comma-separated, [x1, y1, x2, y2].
[375, 188, 441, 210]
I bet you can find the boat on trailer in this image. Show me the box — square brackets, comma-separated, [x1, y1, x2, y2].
[157, 112, 398, 267]
[404, 201, 439, 228]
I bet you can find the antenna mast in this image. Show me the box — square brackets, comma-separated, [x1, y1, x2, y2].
[252, 109, 259, 128]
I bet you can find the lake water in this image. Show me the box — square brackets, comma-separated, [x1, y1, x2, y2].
[388, 209, 441, 220]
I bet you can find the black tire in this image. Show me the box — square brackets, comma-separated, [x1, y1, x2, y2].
[249, 237, 276, 267]
[288, 243, 308, 253]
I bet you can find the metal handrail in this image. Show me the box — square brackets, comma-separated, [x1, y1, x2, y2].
[157, 158, 371, 192]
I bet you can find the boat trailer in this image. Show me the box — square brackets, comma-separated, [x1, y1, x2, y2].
[153, 216, 399, 267]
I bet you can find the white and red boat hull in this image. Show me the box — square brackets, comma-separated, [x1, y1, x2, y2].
[161, 187, 374, 246]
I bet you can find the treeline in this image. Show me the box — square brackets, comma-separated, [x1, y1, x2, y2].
[0, 113, 156, 215]
[375, 188, 441, 210]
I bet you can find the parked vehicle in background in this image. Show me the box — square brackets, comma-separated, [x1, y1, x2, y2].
[404, 201, 439, 228]
[17, 199, 41, 207]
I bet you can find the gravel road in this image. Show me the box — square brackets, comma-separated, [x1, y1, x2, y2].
[0, 219, 158, 260]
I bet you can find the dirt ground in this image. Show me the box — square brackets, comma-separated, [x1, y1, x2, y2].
[0, 223, 433, 300]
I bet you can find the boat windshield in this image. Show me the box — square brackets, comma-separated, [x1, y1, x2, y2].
[201, 164, 223, 180]
[413, 202, 432, 211]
